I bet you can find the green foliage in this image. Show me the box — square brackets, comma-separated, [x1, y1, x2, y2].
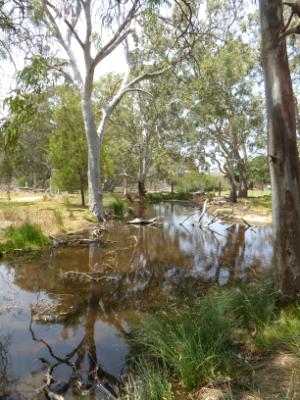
[0, 223, 49, 252]
[145, 192, 192, 202]
[18, 56, 49, 90]
[1, 93, 38, 149]
[49, 87, 88, 200]
[176, 172, 224, 193]
[246, 156, 270, 187]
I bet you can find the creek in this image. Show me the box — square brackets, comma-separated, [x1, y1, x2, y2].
[0, 202, 273, 399]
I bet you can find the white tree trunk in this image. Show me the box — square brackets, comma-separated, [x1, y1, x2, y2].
[81, 96, 105, 221]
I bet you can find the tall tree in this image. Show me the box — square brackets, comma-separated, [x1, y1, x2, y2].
[23, 0, 195, 221]
[49, 87, 88, 206]
[259, 0, 300, 297]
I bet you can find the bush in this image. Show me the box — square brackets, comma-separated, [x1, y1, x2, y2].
[176, 172, 225, 193]
[1, 223, 50, 252]
[112, 198, 128, 216]
[145, 192, 192, 202]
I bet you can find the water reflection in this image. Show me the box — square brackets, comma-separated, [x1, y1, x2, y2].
[0, 203, 273, 399]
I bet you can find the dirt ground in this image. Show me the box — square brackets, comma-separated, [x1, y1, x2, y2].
[208, 196, 271, 226]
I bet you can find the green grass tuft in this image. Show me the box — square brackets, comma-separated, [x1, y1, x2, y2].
[124, 361, 174, 400]
[132, 292, 235, 390]
[111, 198, 128, 216]
[229, 284, 278, 331]
[255, 305, 300, 355]
[0, 223, 50, 252]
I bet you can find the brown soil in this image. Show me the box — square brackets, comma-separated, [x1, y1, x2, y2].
[207, 197, 271, 226]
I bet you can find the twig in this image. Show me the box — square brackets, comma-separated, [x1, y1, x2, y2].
[180, 212, 195, 226]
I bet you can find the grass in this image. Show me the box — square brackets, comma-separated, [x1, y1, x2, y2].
[0, 191, 120, 240]
[124, 361, 174, 400]
[0, 223, 50, 253]
[128, 291, 236, 393]
[123, 283, 300, 399]
[255, 305, 300, 355]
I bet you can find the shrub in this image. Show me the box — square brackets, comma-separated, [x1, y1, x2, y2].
[145, 192, 192, 202]
[112, 198, 127, 216]
[2, 223, 50, 251]
[176, 172, 225, 193]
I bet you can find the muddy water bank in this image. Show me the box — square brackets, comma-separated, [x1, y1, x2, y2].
[0, 203, 273, 399]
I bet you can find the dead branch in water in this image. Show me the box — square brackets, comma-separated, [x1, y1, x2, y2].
[49, 235, 103, 246]
[127, 217, 158, 225]
[241, 218, 256, 232]
[59, 270, 108, 283]
[199, 199, 209, 224]
[180, 212, 195, 226]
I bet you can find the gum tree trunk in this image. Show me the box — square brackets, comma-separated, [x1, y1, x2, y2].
[259, 0, 300, 297]
[237, 158, 248, 198]
[81, 96, 105, 221]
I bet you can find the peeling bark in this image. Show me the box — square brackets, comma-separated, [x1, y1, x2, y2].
[260, 0, 300, 297]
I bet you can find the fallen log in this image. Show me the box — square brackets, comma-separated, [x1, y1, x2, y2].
[49, 235, 102, 246]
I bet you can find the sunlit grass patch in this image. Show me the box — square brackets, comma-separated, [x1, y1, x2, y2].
[145, 192, 192, 202]
[255, 305, 300, 355]
[123, 361, 174, 400]
[245, 195, 272, 211]
[0, 223, 50, 252]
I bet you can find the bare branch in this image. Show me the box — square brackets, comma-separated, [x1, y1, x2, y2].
[91, 0, 139, 69]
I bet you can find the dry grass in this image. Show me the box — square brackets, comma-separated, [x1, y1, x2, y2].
[0, 191, 110, 238]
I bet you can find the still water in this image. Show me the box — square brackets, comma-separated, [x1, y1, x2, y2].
[0, 203, 273, 399]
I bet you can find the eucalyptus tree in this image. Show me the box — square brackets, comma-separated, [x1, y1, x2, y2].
[259, 0, 300, 297]
[19, 0, 196, 221]
[188, 39, 264, 201]
[48, 87, 88, 206]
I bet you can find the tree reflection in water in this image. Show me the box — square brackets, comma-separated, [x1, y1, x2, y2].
[0, 203, 273, 398]
[0, 334, 11, 395]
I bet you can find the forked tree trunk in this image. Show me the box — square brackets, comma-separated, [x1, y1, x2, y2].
[260, 0, 300, 297]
